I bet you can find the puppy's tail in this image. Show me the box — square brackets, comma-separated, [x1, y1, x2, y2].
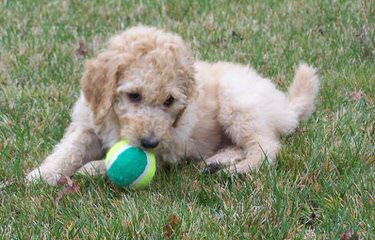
[288, 63, 320, 122]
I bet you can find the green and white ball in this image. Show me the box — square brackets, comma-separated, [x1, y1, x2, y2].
[105, 140, 156, 189]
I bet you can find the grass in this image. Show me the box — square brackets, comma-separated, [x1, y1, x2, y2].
[0, 0, 374, 239]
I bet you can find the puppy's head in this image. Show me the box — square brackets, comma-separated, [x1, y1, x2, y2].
[81, 26, 195, 150]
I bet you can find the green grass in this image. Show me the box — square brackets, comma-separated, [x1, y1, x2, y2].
[0, 0, 374, 239]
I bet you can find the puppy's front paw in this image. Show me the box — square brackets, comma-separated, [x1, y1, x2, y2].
[26, 167, 62, 186]
[77, 160, 106, 176]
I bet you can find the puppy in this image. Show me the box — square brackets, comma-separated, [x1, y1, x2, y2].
[26, 26, 319, 185]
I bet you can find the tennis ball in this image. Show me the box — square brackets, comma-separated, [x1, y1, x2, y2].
[104, 140, 156, 189]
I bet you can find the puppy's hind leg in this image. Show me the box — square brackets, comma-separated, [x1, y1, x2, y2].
[217, 106, 281, 173]
[227, 134, 280, 173]
[223, 128, 281, 173]
[203, 146, 245, 174]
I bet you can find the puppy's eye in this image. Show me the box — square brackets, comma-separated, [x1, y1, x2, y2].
[164, 95, 175, 107]
[127, 92, 142, 103]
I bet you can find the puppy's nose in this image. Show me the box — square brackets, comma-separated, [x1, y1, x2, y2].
[140, 138, 159, 149]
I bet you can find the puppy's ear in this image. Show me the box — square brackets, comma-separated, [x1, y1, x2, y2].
[81, 50, 125, 123]
[178, 44, 197, 100]
[182, 62, 197, 100]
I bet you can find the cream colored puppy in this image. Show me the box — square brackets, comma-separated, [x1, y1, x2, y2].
[26, 26, 319, 185]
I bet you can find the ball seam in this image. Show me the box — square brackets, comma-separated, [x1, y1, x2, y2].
[129, 152, 151, 188]
[105, 145, 131, 170]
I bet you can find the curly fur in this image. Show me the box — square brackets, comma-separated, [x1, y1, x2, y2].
[27, 26, 320, 185]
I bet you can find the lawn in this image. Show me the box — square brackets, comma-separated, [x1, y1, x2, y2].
[0, 0, 374, 239]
